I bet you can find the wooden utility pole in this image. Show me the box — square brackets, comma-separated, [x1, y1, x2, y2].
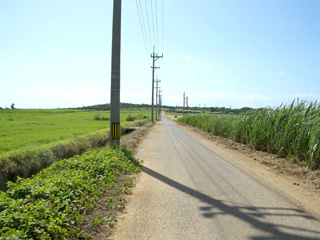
[151, 48, 163, 122]
[110, 0, 121, 147]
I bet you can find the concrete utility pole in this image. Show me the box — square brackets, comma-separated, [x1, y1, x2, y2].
[151, 48, 163, 122]
[155, 77, 161, 119]
[186, 96, 188, 115]
[159, 92, 162, 114]
[183, 92, 185, 117]
[110, 0, 121, 147]
[158, 89, 162, 116]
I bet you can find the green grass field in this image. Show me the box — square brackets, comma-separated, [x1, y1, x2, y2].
[0, 109, 149, 156]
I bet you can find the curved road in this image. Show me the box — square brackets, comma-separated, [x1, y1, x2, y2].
[112, 112, 320, 240]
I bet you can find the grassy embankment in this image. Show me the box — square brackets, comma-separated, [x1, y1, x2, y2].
[0, 109, 149, 190]
[178, 102, 320, 169]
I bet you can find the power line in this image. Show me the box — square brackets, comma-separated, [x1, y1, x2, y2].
[135, 0, 164, 53]
[135, 0, 152, 64]
[159, 0, 164, 81]
[155, 0, 160, 53]
[139, 0, 152, 51]
[161, 0, 164, 54]
[150, 0, 156, 48]
[134, 0, 165, 114]
[144, 0, 153, 51]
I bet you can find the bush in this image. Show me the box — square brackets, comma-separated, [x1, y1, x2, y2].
[94, 114, 110, 121]
[126, 114, 137, 121]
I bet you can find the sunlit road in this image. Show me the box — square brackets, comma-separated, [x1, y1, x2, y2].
[112, 112, 320, 240]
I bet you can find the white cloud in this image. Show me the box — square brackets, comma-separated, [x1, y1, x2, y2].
[186, 55, 193, 60]
[278, 71, 286, 75]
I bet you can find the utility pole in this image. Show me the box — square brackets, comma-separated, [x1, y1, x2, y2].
[183, 92, 185, 117]
[158, 89, 162, 116]
[110, 0, 121, 147]
[159, 92, 162, 115]
[155, 77, 161, 119]
[151, 47, 163, 122]
[186, 96, 188, 115]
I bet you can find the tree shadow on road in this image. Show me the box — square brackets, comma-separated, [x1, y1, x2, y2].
[141, 165, 320, 240]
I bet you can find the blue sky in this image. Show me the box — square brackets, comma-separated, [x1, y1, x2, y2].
[1, 0, 320, 109]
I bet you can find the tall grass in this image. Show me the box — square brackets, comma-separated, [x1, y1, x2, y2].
[178, 101, 320, 169]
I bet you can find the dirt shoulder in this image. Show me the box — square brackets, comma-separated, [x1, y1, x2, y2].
[175, 121, 320, 219]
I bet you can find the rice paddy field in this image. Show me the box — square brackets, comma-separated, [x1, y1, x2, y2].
[0, 108, 149, 155]
[178, 102, 320, 169]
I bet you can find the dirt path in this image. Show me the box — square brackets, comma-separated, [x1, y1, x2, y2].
[111, 112, 320, 240]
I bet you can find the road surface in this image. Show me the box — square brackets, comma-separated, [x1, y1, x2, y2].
[112, 112, 320, 240]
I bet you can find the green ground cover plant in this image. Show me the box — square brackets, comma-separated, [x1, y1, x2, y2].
[178, 101, 320, 169]
[0, 147, 141, 239]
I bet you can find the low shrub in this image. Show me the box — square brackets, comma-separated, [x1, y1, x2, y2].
[94, 114, 110, 121]
[126, 114, 137, 121]
[136, 114, 149, 120]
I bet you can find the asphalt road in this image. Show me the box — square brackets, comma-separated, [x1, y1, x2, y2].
[112, 112, 320, 240]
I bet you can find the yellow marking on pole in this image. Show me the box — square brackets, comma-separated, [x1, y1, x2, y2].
[112, 123, 120, 139]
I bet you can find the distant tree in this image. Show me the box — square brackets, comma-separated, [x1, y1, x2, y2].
[11, 103, 15, 109]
